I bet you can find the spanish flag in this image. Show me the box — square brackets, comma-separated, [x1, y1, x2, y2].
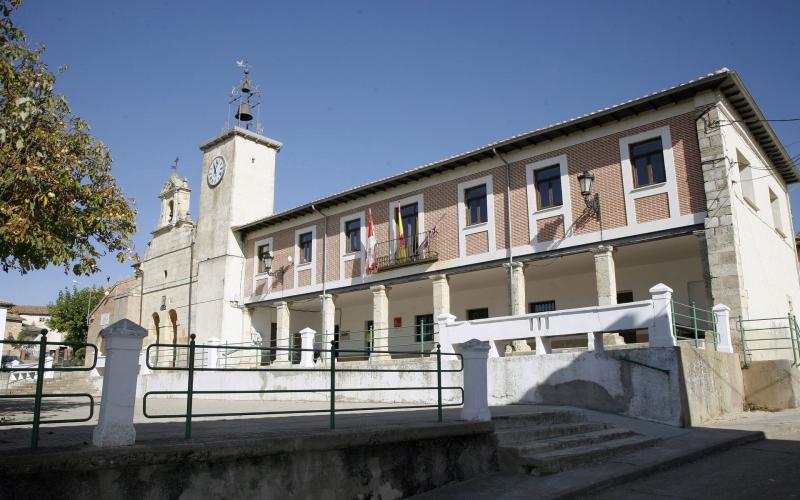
[397, 205, 406, 259]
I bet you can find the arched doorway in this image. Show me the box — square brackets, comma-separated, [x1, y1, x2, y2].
[168, 309, 178, 367]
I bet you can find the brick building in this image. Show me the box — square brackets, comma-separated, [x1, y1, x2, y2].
[98, 68, 800, 363]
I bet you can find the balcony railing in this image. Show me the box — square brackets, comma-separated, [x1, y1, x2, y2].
[370, 230, 438, 273]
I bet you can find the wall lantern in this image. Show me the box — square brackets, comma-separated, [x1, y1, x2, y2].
[261, 250, 275, 275]
[577, 170, 600, 215]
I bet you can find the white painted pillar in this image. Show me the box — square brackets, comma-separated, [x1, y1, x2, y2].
[535, 336, 552, 355]
[587, 332, 604, 352]
[505, 262, 531, 353]
[713, 304, 733, 353]
[319, 294, 335, 363]
[275, 301, 290, 363]
[92, 319, 147, 448]
[206, 337, 220, 368]
[299, 327, 316, 367]
[459, 339, 491, 422]
[43, 356, 54, 379]
[649, 284, 677, 348]
[437, 313, 457, 354]
[431, 274, 450, 344]
[592, 245, 617, 306]
[371, 285, 389, 355]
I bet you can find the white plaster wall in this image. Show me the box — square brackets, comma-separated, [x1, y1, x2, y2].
[616, 257, 704, 305]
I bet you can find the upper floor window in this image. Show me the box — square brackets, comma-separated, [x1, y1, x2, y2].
[400, 203, 418, 237]
[630, 137, 666, 187]
[298, 232, 313, 264]
[465, 184, 488, 226]
[535, 165, 563, 209]
[256, 243, 270, 274]
[345, 219, 361, 253]
[737, 150, 756, 208]
[770, 189, 785, 236]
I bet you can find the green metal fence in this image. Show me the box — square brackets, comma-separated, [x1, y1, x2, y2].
[142, 335, 464, 439]
[737, 314, 800, 368]
[0, 331, 98, 448]
[671, 300, 717, 349]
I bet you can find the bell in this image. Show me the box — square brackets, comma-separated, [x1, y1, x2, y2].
[235, 102, 253, 122]
[241, 76, 251, 94]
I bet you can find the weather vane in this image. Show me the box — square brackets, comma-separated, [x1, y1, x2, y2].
[171, 157, 180, 173]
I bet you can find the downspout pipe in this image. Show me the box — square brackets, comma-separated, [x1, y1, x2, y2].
[493, 148, 515, 315]
[311, 204, 329, 296]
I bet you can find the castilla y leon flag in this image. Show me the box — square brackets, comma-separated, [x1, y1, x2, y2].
[366, 208, 377, 273]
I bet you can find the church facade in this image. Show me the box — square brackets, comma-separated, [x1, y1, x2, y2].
[89, 68, 800, 363]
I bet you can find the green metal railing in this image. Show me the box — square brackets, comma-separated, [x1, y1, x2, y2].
[143, 335, 463, 439]
[0, 331, 97, 448]
[737, 314, 800, 368]
[671, 300, 717, 349]
[313, 323, 438, 362]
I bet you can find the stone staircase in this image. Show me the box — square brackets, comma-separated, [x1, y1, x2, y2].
[1, 372, 101, 397]
[494, 411, 659, 476]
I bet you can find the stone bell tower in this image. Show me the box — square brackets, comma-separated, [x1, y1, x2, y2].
[192, 62, 283, 343]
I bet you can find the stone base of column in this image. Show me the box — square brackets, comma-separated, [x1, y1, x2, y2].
[603, 333, 626, 346]
[512, 340, 532, 352]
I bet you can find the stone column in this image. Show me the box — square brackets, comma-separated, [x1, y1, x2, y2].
[371, 285, 389, 356]
[505, 261, 530, 352]
[431, 274, 450, 344]
[697, 105, 748, 322]
[275, 301, 290, 363]
[460, 339, 491, 422]
[592, 245, 617, 306]
[92, 319, 147, 448]
[319, 294, 335, 363]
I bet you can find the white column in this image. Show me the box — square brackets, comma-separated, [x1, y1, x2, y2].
[592, 245, 617, 306]
[459, 339, 491, 422]
[43, 356, 54, 379]
[505, 262, 530, 353]
[713, 304, 733, 353]
[431, 274, 450, 341]
[437, 313, 457, 354]
[587, 331, 604, 352]
[206, 337, 220, 368]
[371, 285, 389, 355]
[299, 327, 316, 367]
[319, 294, 335, 363]
[275, 301, 290, 363]
[649, 283, 677, 348]
[92, 319, 147, 448]
[535, 336, 552, 355]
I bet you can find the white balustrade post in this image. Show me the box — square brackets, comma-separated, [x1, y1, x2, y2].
[92, 319, 147, 448]
[43, 356, 54, 379]
[649, 283, 677, 348]
[206, 337, 220, 368]
[587, 332, 604, 352]
[300, 327, 316, 367]
[712, 304, 733, 353]
[459, 339, 491, 422]
[437, 313, 457, 354]
[535, 336, 552, 355]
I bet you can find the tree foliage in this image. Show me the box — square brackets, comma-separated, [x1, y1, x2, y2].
[0, 0, 137, 275]
[46, 285, 106, 345]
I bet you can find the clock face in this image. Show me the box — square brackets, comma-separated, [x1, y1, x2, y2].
[207, 156, 225, 187]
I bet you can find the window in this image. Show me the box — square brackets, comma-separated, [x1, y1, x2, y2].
[529, 300, 556, 313]
[168, 200, 174, 222]
[415, 314, 434, 342]
[630, 137, 666, 187]
[365, 320, 374, 350]
[616, 291, 634, 304]
[345, 219, 361, 253]
[770, 189, 785, 236]
[737, 151, 756, 208]
[465, 184, 488, 226]
[467, 308, 489, 320]
[256, 243, 270, 274]
[298, 232, 313, 264]
[400, 203, 418, 238]
[535, 165, 563, 209]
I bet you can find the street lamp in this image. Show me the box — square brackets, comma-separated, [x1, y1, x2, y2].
[261, 250, 291, 279]
[577, 171, 600, 215]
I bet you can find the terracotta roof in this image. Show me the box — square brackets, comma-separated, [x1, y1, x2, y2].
[236, 68, 799, 235]
[10, 304, 50, 316]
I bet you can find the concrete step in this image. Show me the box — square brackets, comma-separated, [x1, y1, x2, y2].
[495, 421, 608, 445]
[522, 434, 660, 475]
[492, 411, 585, 429]
[512, 427, 638, 454]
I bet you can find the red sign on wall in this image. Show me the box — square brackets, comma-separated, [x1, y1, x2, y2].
[393, 317, 402, 328]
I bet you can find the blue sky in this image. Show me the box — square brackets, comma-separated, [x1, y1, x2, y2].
[3, 0, 800, 305]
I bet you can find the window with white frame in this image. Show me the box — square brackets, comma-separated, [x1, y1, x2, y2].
[629, 137, 666, 188]
[534, 165, 563, 209]
[344, 219, 361, 253]
[770, 188, 785, 236]
[737, 150, 756, 208]
[525, 155, 572, 246]
[464, 184, 488, 226]
[256, 243, 270, 274]
[298, 232, 313, 264]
